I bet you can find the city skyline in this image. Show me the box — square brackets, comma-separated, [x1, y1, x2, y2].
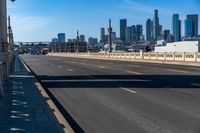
[8, 0, 200, 42]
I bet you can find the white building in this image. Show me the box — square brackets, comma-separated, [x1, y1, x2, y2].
[155, 41, 200, 52]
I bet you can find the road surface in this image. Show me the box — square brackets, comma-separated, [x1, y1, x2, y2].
[21, 55, 200, 133]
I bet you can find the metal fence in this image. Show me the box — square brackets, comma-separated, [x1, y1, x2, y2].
[48, 51, 200, 63]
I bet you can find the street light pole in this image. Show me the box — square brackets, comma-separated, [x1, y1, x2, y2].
[0, 0, 8, 52]
[108, 19, 112, 53]
[0, 0, 15, 79]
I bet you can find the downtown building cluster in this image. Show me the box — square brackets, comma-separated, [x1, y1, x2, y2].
[50, 9, 199, 52]
[100, 10, 199, 51]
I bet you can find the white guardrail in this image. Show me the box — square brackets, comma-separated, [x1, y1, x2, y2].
[48, 51, 200, 64]
[0, 61, 5, 96]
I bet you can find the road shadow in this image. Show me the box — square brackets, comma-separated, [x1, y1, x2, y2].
[37, 75, 200, 89]
[34, 74, 200, 133]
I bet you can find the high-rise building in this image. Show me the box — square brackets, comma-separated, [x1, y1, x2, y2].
[58, 33, 66, 42]
[112, 32, 117, 41]
[185, 19, 193, 38]
[172, 14, 181, 41]
[131, 25, 137, 42]
[187, 14, 198, 37]
[120, 19, 127, 42]
[136, 25, 143, 42]
[179, 20, 182, 40]
[80, 35, 85, 42]
[100, 27, 105, 42]
[164, 30, 170, 41]
[153, 10, 160, 41]
[88, 37, 98, 48]
[146, 19, 153, 41]
[125, 26, 132, 42]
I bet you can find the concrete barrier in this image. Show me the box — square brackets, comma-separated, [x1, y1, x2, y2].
[48, 51, 200, 66]
[0, 61, 5, 96]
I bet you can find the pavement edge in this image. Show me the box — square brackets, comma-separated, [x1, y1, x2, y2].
[19, 56, 75, 133]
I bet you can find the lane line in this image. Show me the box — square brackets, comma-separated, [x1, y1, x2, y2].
[167, 69, 190, 74]
[126, 70, 143, 75]
[67, 69, 73, 72]
[120, 87, 137, 94]
[57, 65, 62, 68]
[191, 83, 200, 87]
[98, 65, 106, 69]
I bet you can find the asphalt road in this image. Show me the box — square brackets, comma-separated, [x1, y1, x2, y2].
[21, 55, 200, 133]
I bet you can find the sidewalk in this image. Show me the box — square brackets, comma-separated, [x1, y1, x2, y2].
[0, 56, 66, 133]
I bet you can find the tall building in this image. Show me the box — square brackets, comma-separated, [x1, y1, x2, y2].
[120, 19, 127, 42]
[179, 20, 182, 40]
[164, 30, 170, 41]
[172, 14, 181, 42]
[185, 19, 193, 38]
[187, 14, 198, 37]
[58, 33, 66, 42]
[80, 35, 85, 42]
[100, 27, 105, 42]
[146, 19, 153, 41]
[111, 32, 117, 41]
[125, 26, 132, 42]
[88, 37, 98, 48]
[153, 10, 160, 41]
[136, 25, 143, 42]
[131, 25, 137, 42]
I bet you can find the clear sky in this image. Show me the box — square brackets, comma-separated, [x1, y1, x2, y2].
[7, 0, 200, 42]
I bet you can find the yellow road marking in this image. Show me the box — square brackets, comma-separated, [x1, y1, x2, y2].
[128, 64, 140, 67]
[167, 69, 190, 74]
[98, 66, 106, 69]
[126, 70, 143, 75]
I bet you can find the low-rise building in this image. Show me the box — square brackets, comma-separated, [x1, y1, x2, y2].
[155, 41, 200, 52]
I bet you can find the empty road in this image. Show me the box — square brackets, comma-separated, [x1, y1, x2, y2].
[20, 55, 200, 133]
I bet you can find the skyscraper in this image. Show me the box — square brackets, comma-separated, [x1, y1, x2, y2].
[146, 19, 153, 41]
[172, 14, 181, 42]
[136, 25, 143, 42]
[185, 19, 193, 38]
[187, 14, 198, 37]
[80, 35, 85, 42]
[164, 30, 170, 41]
[125, 26, 132, 42]
[153, 10, 159, 41]
[131, 25, 137, 42]
[120, 19, 127, 42]
[100, 27, 105, 42]
[58, 33, 66, 42]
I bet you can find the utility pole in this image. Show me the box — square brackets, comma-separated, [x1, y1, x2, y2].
[108, 19, 112, 53]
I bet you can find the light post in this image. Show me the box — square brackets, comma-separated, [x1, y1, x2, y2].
[0, 0, 15, 79]
[108, 19, 112, 53]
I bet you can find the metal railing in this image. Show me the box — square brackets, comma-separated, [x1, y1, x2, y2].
[48, 51, 200, 64]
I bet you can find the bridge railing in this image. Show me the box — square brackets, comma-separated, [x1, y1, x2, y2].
[0, 61, 5, 96]
[49, 51, 200, 64]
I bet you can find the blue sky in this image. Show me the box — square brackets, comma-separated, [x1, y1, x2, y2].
[8, 0, 200, 42]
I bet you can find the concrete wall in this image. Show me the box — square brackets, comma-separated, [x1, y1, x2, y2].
[155, 41, 200, 52]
